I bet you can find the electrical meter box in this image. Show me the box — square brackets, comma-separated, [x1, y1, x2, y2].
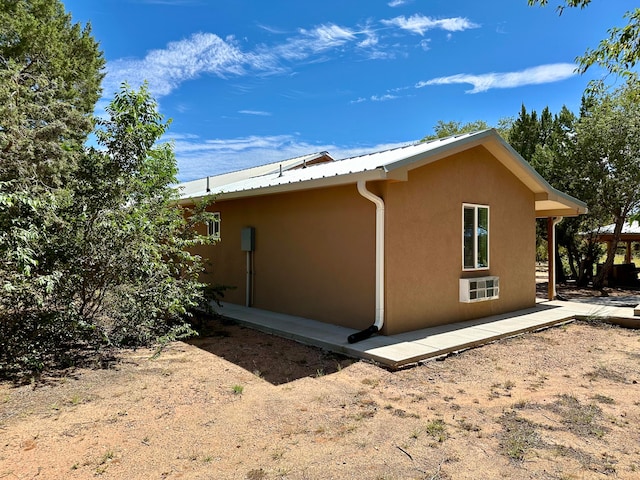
[241, 227, 255, 252]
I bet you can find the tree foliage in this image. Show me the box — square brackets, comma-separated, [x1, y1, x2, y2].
[1, 83, 217, 379]
[421, 120, 491, 141]
[528, 0, 640, 77]
[421, 118, 513, 142]
[507, 81, 640, 289]
[64, 84, 217, 347]
[508, 104, 591, 283]
[575, 80, 640, 288]
[0, 0, 105, 377]
[0, 1, 216, 380]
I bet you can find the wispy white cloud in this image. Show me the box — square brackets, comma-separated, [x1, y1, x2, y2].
[104, 25, 362, 98]
[371, 94, 399, 101]
[171, 133, 412, 181]
[416, 63, 577, 93]
[104, 33, 246, 96]
[257, 24, 288, 35]
[357, 29, 379, 49]
[388, 0, 410, 6]
[381, 14, 479, 35]
[350, 87, 413, 104]
[238, 110, 272, 116]
[104, 14, 481, 100]
[271, 24, 356, 61]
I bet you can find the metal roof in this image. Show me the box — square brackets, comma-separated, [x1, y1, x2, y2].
[177, 129, 587, 217]
[598, 221, 640, 235]
[179, 132, 481, 200]
[178, 151, 333, 200]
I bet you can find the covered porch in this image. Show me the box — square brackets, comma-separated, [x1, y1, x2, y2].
[535, 189, 588, 300]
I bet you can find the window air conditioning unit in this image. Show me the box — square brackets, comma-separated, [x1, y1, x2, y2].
[460, 276, 499, 303]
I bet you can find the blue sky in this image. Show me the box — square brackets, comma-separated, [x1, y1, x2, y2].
[63, 0, 631, 182]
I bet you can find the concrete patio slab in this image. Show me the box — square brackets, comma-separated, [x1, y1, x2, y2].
[216, 299, 638, 369]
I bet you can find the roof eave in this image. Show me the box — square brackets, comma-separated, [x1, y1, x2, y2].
[384, 129, 588, 218]
[178, 168, 387, 204]
[534, 188, 588, 218]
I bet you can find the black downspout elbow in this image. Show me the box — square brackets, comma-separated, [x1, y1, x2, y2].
[347, 325, 379, 344]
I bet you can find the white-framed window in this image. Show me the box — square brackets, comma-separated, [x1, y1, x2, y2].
[207, 212, 221, 240]
[463, 204, 489, 270]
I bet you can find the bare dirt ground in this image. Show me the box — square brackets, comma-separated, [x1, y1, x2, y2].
[2, 307, 640, 479]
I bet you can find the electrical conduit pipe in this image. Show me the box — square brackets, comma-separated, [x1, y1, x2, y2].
[348, 180, 385, 343]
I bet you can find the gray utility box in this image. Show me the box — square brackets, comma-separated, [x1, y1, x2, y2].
[241, 227, 255, 252]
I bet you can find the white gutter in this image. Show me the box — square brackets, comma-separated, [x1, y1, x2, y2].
[356, 180, 385, 331]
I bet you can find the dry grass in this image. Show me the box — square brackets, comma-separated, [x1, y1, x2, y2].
[1, 317, 639, 479]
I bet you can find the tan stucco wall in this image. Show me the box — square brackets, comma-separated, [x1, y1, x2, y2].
[382, 145, 536, 334]
[192, 184, 377, 330]
[190, 144, 537, 335]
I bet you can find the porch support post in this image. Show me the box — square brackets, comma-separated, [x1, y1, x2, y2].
[547, 217, 555, 300]
[547, 216, 564, 300]
[626, 241, 632, 264]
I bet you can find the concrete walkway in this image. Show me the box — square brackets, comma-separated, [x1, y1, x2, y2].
[217, 300, 639, 369]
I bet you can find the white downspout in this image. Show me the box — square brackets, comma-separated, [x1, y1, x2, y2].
[356, 180, 385, 331]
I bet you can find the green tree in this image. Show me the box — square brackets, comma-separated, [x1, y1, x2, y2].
[0, 1, 216, 380]
[0, 0, 105, 377]
[507, 104, 600, 285]
[528, 1, 640, 77]
[420, 119, 513, 142]
[421, 120, 491, 141]
[509, 84, 640, 290]
[62, 83, 216, 347]
[0, 0, 104, 283]
[575, 80, 640, 289]
[0, 0, 104, 184]
[1, 82, 218, 379]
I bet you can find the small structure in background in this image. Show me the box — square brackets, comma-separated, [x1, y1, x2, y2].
[594, 221, 640, 286]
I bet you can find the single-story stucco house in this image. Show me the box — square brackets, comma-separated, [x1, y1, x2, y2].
[179, 129, 587, 341]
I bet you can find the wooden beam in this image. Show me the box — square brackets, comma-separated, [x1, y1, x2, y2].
[547, 217, 555, 300]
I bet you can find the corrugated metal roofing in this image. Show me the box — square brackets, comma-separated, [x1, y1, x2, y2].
[176, 129, 587, 217]
[179, 131, 481, 200]
[598, 221, 640, 235]
[178, 151, 332, 199]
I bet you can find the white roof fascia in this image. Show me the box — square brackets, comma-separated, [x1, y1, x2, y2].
[180, 167, 387, 204]
[534, 187, 588, 218]
[381, 129, 543, 192]
[214, 168, 387, 201]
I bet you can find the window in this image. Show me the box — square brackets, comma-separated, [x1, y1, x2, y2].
[207, 212, 221, 239]
[463, 204, 489, 270]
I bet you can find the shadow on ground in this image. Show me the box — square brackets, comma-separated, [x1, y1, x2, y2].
[186, 315, 355, 386]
